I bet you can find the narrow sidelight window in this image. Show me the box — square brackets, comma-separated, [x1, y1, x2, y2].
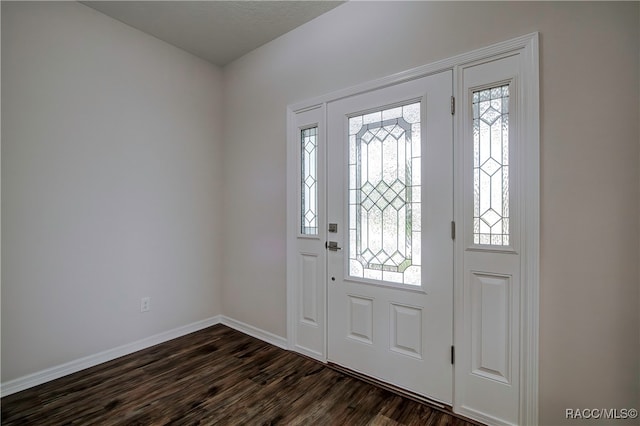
[301, 127, 318, 235]
[473, 85, 510, 245]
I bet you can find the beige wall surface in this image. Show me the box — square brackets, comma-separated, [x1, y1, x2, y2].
[1, 2, 224, 381]
[221, 2, 639, 424]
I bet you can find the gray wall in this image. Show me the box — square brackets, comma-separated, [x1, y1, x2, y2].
[221, 2, 639, 425]
[2, 2, 224, 380]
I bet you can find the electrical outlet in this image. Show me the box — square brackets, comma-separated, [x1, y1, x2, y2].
[140, 297, 151, 313]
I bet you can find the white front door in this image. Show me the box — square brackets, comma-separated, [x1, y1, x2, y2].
[326, 70, 453, 404]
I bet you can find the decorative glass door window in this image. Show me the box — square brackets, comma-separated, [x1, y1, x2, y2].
[301, 126, 318, 235]
[473, 85, 510, 245]
[348, 102, 422, 286]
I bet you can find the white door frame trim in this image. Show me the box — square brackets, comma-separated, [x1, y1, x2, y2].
[286, 33, 539, 425]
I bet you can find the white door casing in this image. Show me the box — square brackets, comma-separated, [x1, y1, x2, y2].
[326, 70, 453, 404]
[286, 33, 539, 426]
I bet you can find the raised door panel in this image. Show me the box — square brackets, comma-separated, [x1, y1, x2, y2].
[471, 272, 511, 384]
[299, 254, 319, 326]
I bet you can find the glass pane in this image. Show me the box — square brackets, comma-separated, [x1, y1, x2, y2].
[473, 85, 510, 245]
[301, 127, 318, 235]
[348, 102, 421, 286]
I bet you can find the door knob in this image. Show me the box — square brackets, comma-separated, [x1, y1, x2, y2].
[326, 241, 342, 251]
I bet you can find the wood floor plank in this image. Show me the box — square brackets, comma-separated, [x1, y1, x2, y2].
[2, 325, 481, 425]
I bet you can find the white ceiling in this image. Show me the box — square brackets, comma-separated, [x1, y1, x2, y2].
[82, 1, 344, 66]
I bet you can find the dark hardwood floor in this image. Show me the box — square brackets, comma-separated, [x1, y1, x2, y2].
[2, 325, 479, 425]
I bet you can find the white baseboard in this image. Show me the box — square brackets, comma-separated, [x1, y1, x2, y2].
[1, 315, 290, 398]
[0, 315, 222, 397]
[219, 315, 288, 349]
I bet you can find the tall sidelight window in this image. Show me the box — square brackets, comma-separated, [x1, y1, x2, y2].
[301, 126, 318, 235]
[348, 102, 422, 286]
[473, 85, 510, 246]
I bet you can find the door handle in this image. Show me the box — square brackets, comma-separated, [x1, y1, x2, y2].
[326, 241, 342, 251]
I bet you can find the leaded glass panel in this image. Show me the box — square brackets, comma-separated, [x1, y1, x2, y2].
[473, 85, 510, 245]
[348, 102, 421, 286]
[301, 127, 318, 235]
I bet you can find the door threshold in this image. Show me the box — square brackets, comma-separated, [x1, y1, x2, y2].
[327, 362, 484, 426]
[328, 362, 448, 409]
